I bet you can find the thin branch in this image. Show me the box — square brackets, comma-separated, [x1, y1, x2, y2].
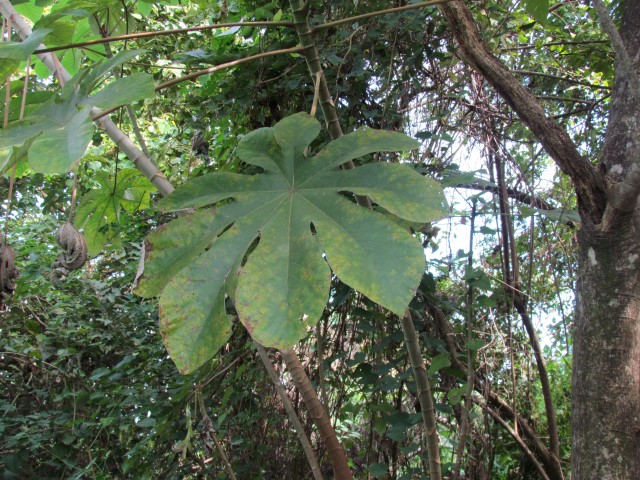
[440, 0, 606, 225]
[512, 69, 610, 90]
[312, 0, 451, 32]
[195, 385, 237, 480]
[452, 202, 477, 480]
[591, 0, 640, 103]
[400, 311, 442, 480]
[499, 39, 608, 51]
[89, 46, 305, 120]
[480, 402, 552, 480]
[34, 21, 295, 54]
[256, 344, 324, 480]
[453, 182, 554, 210]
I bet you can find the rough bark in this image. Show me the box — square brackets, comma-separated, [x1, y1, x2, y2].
[573, 221, 640, 479]
[572, 2, 640, 478]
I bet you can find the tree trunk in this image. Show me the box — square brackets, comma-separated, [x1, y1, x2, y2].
[572, 223, 640, 479]
[572, 2, 640, 477]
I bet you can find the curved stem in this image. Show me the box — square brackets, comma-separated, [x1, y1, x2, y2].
[400, 311, 442, 480]
[282, 349, 352, 480]
[256, 344, 324, 480]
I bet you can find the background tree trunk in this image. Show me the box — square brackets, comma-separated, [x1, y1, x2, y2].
[573, 221, 640, 479]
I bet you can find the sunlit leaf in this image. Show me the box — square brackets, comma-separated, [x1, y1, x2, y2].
[525, 0, 549, 24]
[138, 112, 448, 373]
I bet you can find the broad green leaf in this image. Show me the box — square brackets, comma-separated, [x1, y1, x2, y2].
[28, 109, 92, 173]
[75, 169, 155, 256]
[0, 51, 150, 173]
[525, 0, 549, 24]
[159, 205, 274, 374]
[429, 352, 451, 376]
[141, 112, 448, 373]
[33, 11, 86, 47]
[135, 201, 262, 297]
[84, 73, 155, 109]
[0, 30, 51, 83]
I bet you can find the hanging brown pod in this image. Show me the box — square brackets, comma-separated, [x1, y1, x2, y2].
[54, 221, 88, 271]
[0, 243, 18, 307]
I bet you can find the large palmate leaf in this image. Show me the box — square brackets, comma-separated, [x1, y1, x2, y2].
[136, 113, 448, 374]
[0, 50, 154, 175]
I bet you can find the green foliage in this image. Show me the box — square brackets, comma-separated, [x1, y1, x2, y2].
[525, 0, 550, 24]
[0, 51, 154, 175]
[0, 0, 600, 477]
[137, 112, 447, 373]
[0, 30, 50, 83]
[74, 168, 156, 256]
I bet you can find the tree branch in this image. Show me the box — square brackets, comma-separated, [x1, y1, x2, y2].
[312, 0, 451, 33]
[454, 182, 553, 210]
[439, 0, 606, 225]
[92, 47, 307, 120]
[591, 0, 640, 103]
[34, 21, 296, 54]
[480, 403, 552, 480]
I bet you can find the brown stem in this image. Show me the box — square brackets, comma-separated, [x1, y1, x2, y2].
[34, 21, 296, 54]
[439, 0, 606, 225]
[256, 344, 324, 480]
[282, 349, 353, 480]
[512, 293, 561, 461]
[400, 311, 442, 480]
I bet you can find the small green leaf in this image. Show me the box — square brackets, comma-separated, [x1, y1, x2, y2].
[75, 169, 155, 256]
[368, 463, 389, 478]
[428, 352, 451, 375]
[525, 0, 549, 24]
[466, 339, 484, 351]
[83, 49, 147, 89]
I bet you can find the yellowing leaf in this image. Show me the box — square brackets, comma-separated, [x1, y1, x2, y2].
[138, 112, 448, 373]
